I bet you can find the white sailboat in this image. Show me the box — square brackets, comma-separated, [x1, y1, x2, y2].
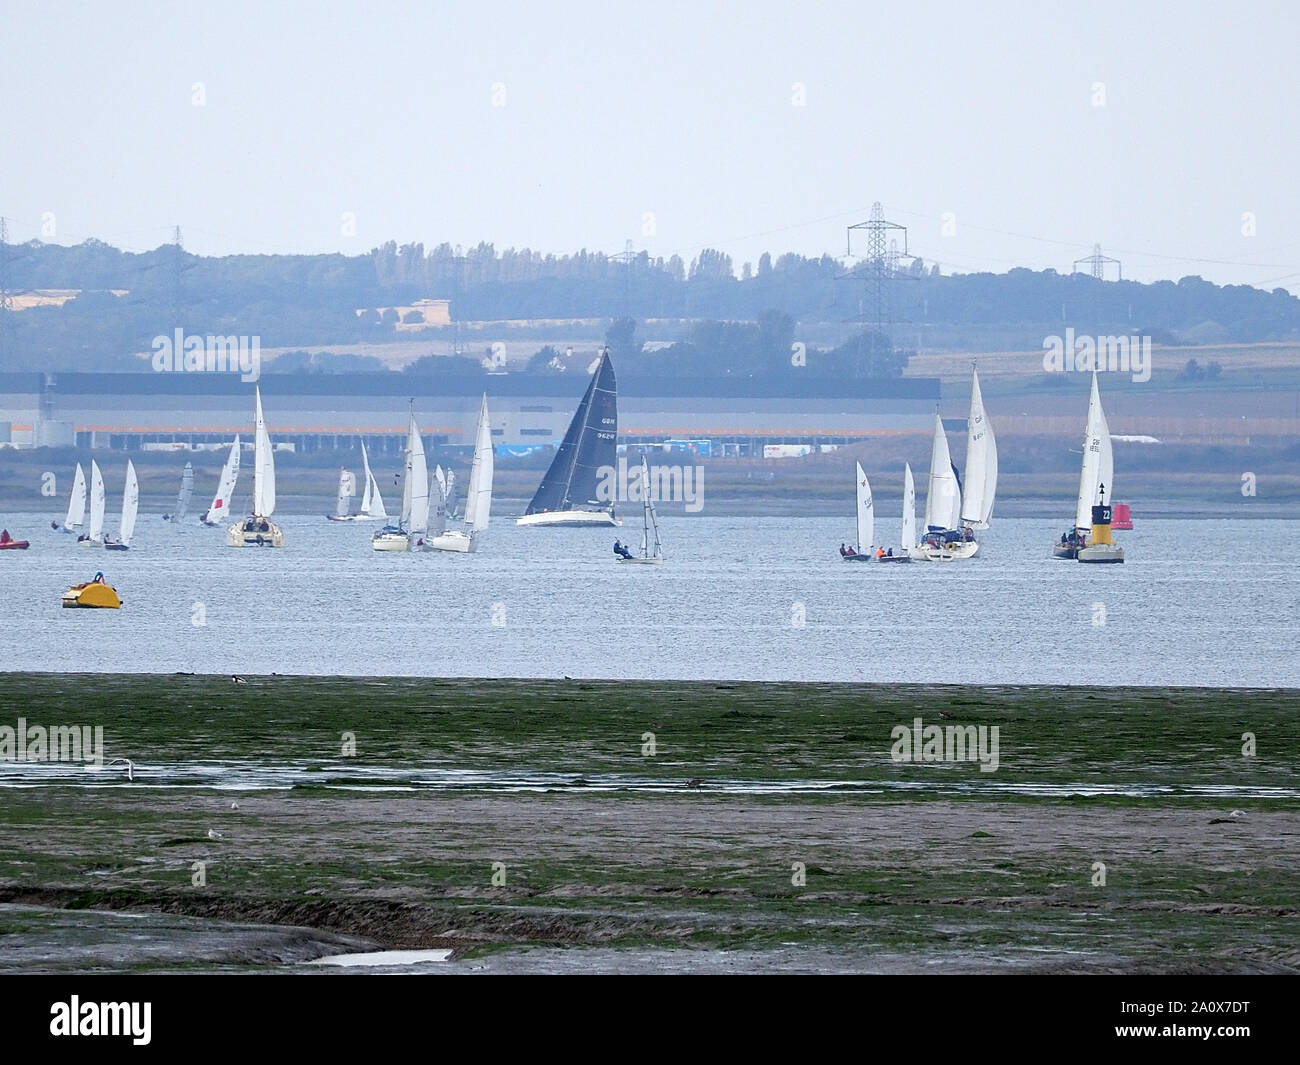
[430, 465, 449, 536]
[372, 404, 428, 551]
[325, 467, 357, 521]
[164, 463, 194, 522]
[840, 462, 874, 561]
[616, 454, 663, 564]
[426, 395, 493, 553]
[56, 462, 87, 532]
[201, 437, 241, 525]
[359, 442, 387, 520]
[1057, 372, 1124, 563]
[912, 413, 977, 561]
[105, 460, 139, 550]
[890, 462, 917, 563]
[960, 368, 998, 530]
[227, 387, 284, 547]
[77, 460, 106, 547]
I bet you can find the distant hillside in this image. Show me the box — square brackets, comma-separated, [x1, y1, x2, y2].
[0, 237, 1296, 372]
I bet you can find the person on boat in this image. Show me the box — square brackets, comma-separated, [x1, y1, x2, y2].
[839, 543, 847, 557]
[0, 530, 10, 544]
[876, 546, 885, 559]
[613, 540, 632, 559]
[887, 547, 894, 557]
[91, 571, 105, 584]
[51, 520, 59, 530]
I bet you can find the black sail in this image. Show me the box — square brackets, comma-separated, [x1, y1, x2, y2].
[524, 351, 618, 515]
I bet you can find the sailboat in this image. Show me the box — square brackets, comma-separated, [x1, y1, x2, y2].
[104, 460, 139, 550]
[76, 461, 106, 547]
[372, 403, 428, 551]
[911, 414, 976, 561]
[616, 454, 664, 564]
[840, 462, 874, 561]
[881, 462, 917, 563]
[959, 368, 998, 531]
[425, 395, 493, 553]
[164, 463, 194, 522]
[201, 437, 240, 525]
[55, 463, 87, 533]
[325, 467, 357, 521]
[517, 349, 620, 526]
[1055, 372, 1124, 563]
[226, 387, 284, 547]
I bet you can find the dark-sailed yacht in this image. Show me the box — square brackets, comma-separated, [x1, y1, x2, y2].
[517, 349, 621, 527]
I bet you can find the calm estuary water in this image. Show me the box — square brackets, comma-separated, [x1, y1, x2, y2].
[0, 510, 1296, 687]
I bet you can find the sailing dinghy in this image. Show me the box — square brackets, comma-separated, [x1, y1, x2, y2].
[201, 437, 240, 525]
[325, 467, 357, 521]
[77, 461, 107, 547]
[164, 463, 194, 522]
[105, 460, 138, 550]
[55, 463, 87, 532]
[517, 349, 621, 526]
[875, 462, 915, 563]
[227, 387, 284, 547]
[425, 395, 493, 553]
[840, 462, 874, 561]
[372, 404, 428, 551]
[616, 454, 663, 564]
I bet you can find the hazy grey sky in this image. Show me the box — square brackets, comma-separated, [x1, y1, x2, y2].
[3, 0, 1298, 292]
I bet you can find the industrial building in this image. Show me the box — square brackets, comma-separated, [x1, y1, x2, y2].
[0, 371, 940, 457]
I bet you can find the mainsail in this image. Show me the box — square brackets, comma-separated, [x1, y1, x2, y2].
[855, 461, 874, 553]
[252, 386, 276, 517]
[176, 463, 194, 521]
[524, 350, 617, 515]
[923, 413, 962, 531]
[206, 436, 241, 522]
[119, 460, 139, 545]
[463, 395, 494, 536]
[399, 405, 429, 536]
[901, 462, 917, 549]
[960, 368, 998, 528]
[65, 463, 87, 527]
[1075, 372, 1114, 531]
[359, 441, 386, 519]
[334, 468, 355, 518]
[88, 460, 106, 542]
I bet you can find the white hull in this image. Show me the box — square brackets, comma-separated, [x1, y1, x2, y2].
[423, 531, 475, 553]
[75, 537, 103, 548]
[371, 531, 411, 552]
[227, 519, 284, 548]
[517, 510, 620, 528]
[910, 540, 979, 562]
[327, 513, 384, 522]
[618, 555, 663, 565]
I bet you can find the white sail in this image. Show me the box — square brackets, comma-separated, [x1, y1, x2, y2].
[855, 461, 874, 553]
[334, 468, 355, 518]
[360, 440, 388, 520]
[902, 462, 917, 548]
[463, 395, 494, 535]
[640, 454, 662, 558]
[176, 463, 194, 520]
[1075, 373, 1115, 530]
[923, 413, 961, 531]
[65, 463, 87, 527]
[207, 436, 241, 522]
[252, 386, 276, 517]
[960, 369, 998, 528]
[359, 443, 374, 515]
[88, 460, 106, 542]
[399, 406, 429, 535]
[118, 460, 139, 545]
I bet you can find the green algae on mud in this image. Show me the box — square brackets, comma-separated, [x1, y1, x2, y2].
[0, 673, 1297, 972]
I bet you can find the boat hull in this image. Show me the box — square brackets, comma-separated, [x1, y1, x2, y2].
[371, 531, 411, 552]
[840, 553, 872, 562]
[517, 510, 621, 528]
[876, 554, 912, 564]
[76, 537, 103, 548]
[326, 514, 383, 522]
[0, 541, 30, 550]
[618, 555, 663, 565]
[62, 582, 121, 608]
[423, 531, 475, 553]
[1078, 544, 1125, 563]
[104, 541, 130, 551]
[911, 540, 979, 562]
[1052, 543, 1079, 559]
[226, 519, 285, 548]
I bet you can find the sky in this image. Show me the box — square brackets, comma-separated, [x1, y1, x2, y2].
[2, 0, 1298, 292]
